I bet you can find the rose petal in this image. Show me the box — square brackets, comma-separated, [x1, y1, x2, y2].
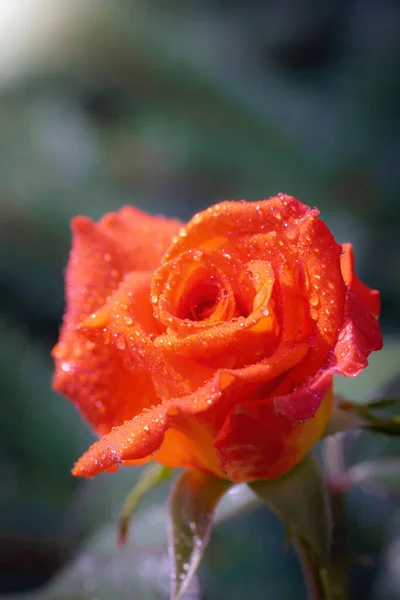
[151, 250, 280, 369]
[53, 270, 159, 434]
[72, 381, 224, 478]
[79, 271, 216, 400]
[72, 342, 309, 478]
[273, 245, 382, 420]
[340, 243, 380, 317]
[214, 386, 333, 483]
[272, 370, 333, 421]
[279, 213, 345, 381]
[334, 244, 382, 376]
[53, 210, 181, 433]
[162, 195, 309, 263]
[98, 205, 182, 271]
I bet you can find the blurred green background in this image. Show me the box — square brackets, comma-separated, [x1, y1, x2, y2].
[1, 1, 400, 598]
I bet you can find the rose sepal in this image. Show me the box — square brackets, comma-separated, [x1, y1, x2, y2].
[118, 463, 174, 546]
[168, 470, 232, 600]
[325, 396, 400, 437]
[249, 456, 346, 600]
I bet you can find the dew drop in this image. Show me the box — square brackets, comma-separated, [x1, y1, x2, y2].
[124, 316, 133, 325]
[116, 337, 125, 350]
[285, 226, 299, 241]
[309, 293, 319, 307]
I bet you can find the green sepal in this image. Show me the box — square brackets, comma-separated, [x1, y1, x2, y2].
[118, 464, 173, 545]
[169, 470, 231, 600]
[249, 456, 335, 599]
[325, 396, 400, 437]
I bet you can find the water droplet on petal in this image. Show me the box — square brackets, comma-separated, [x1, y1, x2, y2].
[73, 346, 83, 358]
[116, 337, 125, 350]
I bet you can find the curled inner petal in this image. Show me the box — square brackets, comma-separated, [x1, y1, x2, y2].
[151, 251, 283, 370]
[152, 249, 245, 335]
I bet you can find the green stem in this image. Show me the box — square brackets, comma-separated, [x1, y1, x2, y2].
[321, 436, 351, 600]
[294, 539, 328, 599]
[294, 538, 349, 600]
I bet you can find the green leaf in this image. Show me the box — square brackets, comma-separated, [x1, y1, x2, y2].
[169, 470, 231, 600]
[330, 458, 400, 496]
[325, 397, 400, 437]
[118, 464, 173, 545]
[250, 456, 334, 599]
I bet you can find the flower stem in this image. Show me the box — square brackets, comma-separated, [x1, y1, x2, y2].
[295, 538, 349, 600]
[318, 435, 351, 600]
[294, 539, 328, 599]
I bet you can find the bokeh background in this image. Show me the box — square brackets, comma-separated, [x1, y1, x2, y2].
[1, 1, 400, 599]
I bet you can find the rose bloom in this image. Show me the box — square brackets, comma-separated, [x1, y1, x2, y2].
[52, 195, 382, 483]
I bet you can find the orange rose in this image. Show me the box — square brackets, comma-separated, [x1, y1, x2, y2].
[52, 195, 382, 483]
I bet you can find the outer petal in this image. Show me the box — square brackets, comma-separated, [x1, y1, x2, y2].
[288, 212, 346, 377]
[334, 243, 382, 375]
[53, 270, 159, 434]
[98, 206, 182, 271]
[214, 387, 333, 483]
[72, 380, 225, 479]
[52, 207, 181, 433]
[72, 342, 310, 479]
[56, 208, 182, 329]
[273, 245, 382, 421]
